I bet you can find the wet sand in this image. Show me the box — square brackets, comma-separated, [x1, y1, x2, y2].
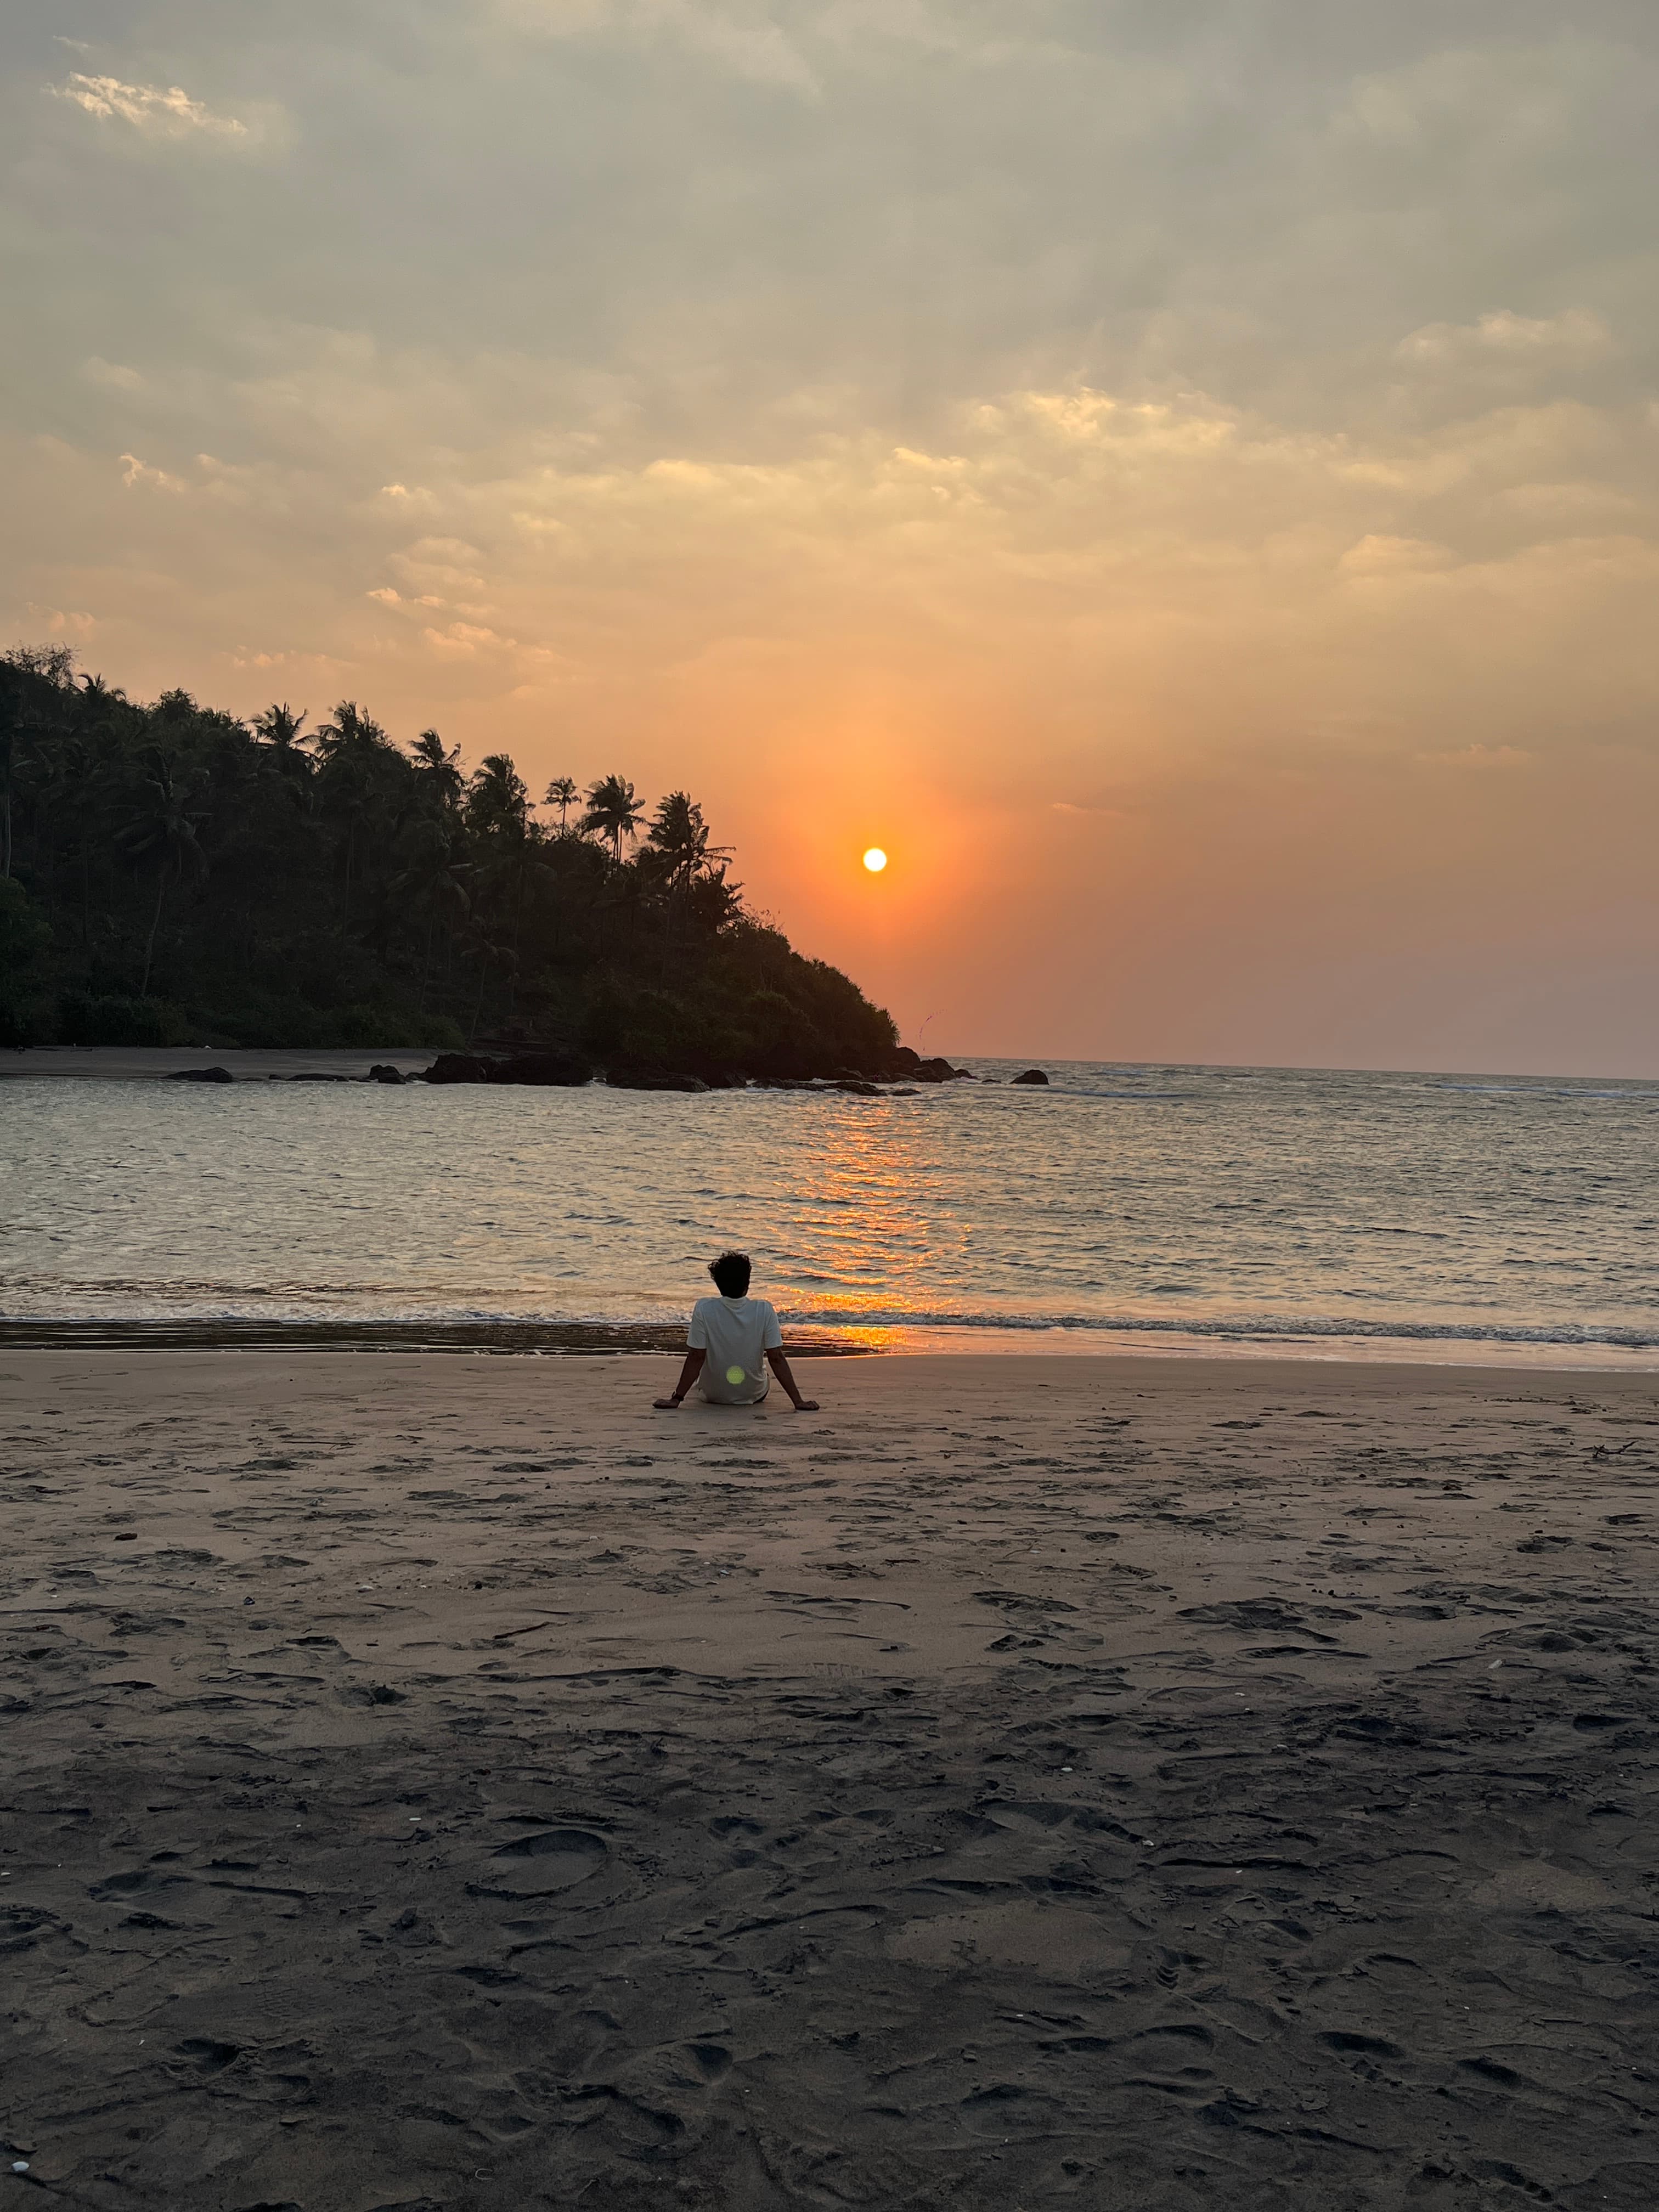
[4, 1350, 1658, 2210]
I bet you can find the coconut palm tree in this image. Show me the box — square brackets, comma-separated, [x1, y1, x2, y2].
[397, 817, 472, 1013]
[116, 748, 207, 996]
[253, 701, 308, 755]
[467, 754, 531, 840]
[0, 701, 24, 881]
[410, 728, 464, 809]
[252, 703, 312, 803]
[544, 775, 578, 830]
[313, 702, 397, 903]
[0, 674, 71, 880]
[29, 729, 89, 896]
[646, 789, 730, 889]
[581, 773, 644, 864]
[79, 672, 128, 713]
[313, 700, 392, 761]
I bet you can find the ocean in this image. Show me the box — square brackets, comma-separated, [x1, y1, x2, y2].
[2, 1059, 1656, 1365]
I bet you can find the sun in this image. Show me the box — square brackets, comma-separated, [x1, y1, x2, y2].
[862, 847, 888, 873]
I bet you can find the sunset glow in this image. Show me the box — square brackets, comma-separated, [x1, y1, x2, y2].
[5, 5, 1656, 1073]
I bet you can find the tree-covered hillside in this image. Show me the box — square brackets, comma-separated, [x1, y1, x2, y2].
[0, 646, 901, 1079]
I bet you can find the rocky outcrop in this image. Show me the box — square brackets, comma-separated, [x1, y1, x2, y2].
[419, 1050, 594, 1087]
[1011, 1068, 1050, 1085]
[421, 1053, 495, 1085]
[606, 1072, 710, 1093]
[413, 1047, 967, 1092]
[492, 1051, 594, 1087]
[168, 1065, 233, 1083]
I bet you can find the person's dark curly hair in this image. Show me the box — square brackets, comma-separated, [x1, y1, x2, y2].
[708, 1250, 752, 1297]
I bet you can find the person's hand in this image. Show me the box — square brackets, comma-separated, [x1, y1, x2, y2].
[653, 1395, 682, 1411]
[791, 1397, 820, 1413]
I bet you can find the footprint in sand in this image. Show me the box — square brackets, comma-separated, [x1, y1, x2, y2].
[471, 1827, 610, 1899]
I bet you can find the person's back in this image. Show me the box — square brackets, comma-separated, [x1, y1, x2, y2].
[689, 1290, 780, 1404]
[654, 1250, 820, 1414]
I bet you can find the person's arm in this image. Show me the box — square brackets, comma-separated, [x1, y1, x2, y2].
[654, 1348, 706, 1409]
[765, 1347, 819, 1412]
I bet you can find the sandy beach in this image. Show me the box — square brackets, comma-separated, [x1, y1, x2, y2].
[5, 1350, 1658, 2210]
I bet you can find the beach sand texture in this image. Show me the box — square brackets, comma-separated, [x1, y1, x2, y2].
[4, 1351, 1658, 2210]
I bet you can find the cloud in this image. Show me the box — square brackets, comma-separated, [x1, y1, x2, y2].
[82, 358, 146, 392]
[1397, 308, 1613, 365]
[26, 603, 97, 637]
[50, 71, 247, 139]
[422, 620, 515, 657]
[1415, 744, 1532, 769]
[1339, 535, 1457, 577]
[118, 452, 185, 493]
[496, 0, 819, 91]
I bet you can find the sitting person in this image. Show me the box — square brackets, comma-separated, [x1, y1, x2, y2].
[653, 1250, 820, 1413]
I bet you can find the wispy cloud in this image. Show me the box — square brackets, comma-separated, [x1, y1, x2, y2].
[50, 71, 247, 139]
[1415, 744, 1532, 770]
[82, 357, 145, 392]
[497, 1, 818, 92]
[1397, 309, 1612, 365]
[119, 452, 186, 492]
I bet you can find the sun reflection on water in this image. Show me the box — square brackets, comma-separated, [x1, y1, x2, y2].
[776, 1102, 950, 1317]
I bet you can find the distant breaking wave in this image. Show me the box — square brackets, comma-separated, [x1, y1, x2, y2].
[9, 1293, 1655, 1350]
[778, 1307, 1659, 1351]
[3, 1307, 1656, 1359]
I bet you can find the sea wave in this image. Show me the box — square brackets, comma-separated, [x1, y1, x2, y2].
[778, 1306, 1659, 1350]
[3, 1304, 1656, 1356]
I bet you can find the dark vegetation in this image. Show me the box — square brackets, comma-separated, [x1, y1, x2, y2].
[0, 646, 917, 1082]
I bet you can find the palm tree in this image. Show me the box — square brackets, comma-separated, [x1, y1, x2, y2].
[313, 701, 396, 903]
[0, 678, 70, 880]
[0, 702, 24, 881]
[581, 773, 644, 864]
[467, 754, 531, 840]
[410, 728, 464, 808]
[466, 755, 535, 978]
[254, 701, 307, 754]
[79, 672, 128, 713]
[397, 817, 472, 1013]
[646, 789, 730, 888]
[116, 748, 206, 996]
[252, 703, 312, 802]
[464, 921, 518, 1044]
[313, 700, 391, 761]
[30, 730, 89, 898]
[544, 775, 578, 830]
[68, 741, 101, 944]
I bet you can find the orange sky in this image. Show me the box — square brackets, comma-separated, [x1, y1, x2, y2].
[5, 3, 1658, 1070]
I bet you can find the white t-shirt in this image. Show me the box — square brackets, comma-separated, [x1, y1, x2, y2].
[688, 1294, 783, 1404]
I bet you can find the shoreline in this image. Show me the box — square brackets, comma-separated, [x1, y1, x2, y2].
[1, 1315, 1655, 1372]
